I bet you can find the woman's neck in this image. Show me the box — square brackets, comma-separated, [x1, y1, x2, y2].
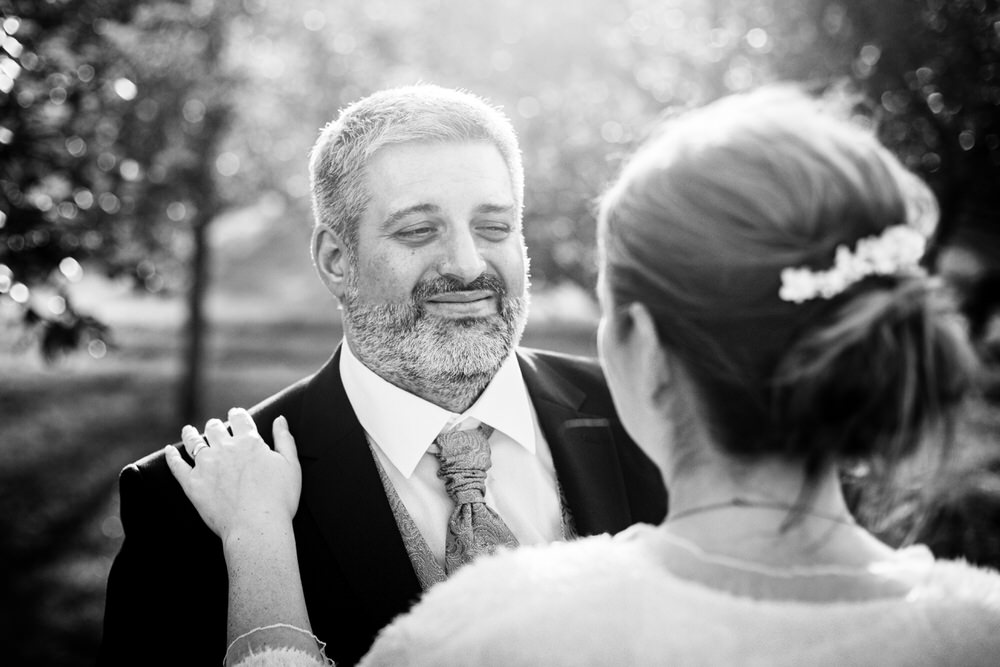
[652, 454, 918, 601]
[665, 452, 849, 517]
[660, 454, 891, 566]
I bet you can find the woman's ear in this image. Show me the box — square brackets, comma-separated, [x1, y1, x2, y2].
[312, 226, 349, 300]
[627, 302, 673, 403]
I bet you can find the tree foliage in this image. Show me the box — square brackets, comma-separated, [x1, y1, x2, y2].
[1, 0, 144, 356]
[2, 0, 244, 420]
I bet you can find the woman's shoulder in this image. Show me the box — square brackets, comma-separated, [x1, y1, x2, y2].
[859, 555, 1000, 665]
[361, 530, 1000, 666]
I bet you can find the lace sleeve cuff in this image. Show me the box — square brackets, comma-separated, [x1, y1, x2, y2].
[225, 623, 333, 667]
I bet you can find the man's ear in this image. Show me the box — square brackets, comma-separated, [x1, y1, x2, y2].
[312, 226, 349, 300]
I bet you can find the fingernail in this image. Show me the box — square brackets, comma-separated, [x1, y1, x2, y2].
[275, 415, 288, 430]
[181, 425, 197, 436]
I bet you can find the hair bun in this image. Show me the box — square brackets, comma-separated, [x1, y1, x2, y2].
[770, 274, 975, 464]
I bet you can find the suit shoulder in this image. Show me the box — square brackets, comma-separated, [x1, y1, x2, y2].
[128, 447, 174, 487]
[124, 372, 318, 474]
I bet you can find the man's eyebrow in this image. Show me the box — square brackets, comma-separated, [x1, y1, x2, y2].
[475, 203, 516, 216]
[380, 203, 441, 230]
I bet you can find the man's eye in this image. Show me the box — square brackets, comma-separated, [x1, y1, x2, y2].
[396, 226, 435, 241]
[477, 223, 511, 240]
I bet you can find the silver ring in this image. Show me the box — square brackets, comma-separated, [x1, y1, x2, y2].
[191, 443, 209, 460]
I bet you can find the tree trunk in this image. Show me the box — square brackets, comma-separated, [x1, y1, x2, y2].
[178, 208, 212, 425]
[176, 9, 229, 425]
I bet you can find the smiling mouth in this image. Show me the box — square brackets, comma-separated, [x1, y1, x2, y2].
[424, 290, 497, 317]
[426, 290, 494, 304]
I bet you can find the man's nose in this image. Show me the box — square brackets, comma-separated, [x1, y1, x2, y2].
[438, 228, 487, 284]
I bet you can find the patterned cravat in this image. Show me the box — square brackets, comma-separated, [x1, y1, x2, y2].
[434, 424, 519, 573]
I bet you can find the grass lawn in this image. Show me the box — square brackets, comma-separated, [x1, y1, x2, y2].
[1, 312, 998, 666]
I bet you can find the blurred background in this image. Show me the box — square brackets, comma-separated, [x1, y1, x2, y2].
[1, 0, 999, 664]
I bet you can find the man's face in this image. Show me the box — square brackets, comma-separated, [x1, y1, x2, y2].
[342, 141, 529, 389]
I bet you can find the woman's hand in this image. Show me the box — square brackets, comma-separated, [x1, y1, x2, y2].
[165, 408, 301, 543]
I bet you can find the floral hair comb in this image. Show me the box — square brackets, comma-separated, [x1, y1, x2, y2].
[778, 225, 927, 304]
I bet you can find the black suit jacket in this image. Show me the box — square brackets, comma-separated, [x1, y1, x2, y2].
[97, 347, 667, 666]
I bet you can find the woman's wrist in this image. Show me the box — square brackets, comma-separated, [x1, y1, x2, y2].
[222, 519, 296, 558]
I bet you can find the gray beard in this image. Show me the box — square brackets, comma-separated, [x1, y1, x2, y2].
[342, 273, 529, 412]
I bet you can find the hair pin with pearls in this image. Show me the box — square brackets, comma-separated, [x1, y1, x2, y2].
[779, 225, 927, 304]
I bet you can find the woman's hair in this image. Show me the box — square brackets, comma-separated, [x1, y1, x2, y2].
[598, 86, 975, 483]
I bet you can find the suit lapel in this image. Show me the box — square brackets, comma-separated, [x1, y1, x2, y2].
[294, 347, 422, 624]
[517, 351, 633, 536]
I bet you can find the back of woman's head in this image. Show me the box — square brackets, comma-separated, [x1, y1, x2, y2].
[598, 85, 975, 477]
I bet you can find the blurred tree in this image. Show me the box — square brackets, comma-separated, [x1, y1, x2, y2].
[0, 0, 242, 422]
[0, 0, 145, 359]
[107, 0, 241, 422]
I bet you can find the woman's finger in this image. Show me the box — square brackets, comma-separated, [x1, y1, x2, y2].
[228, 407, 258, 437]
[204, 418, 232, 448]
[164, 445, 193, 495]
[181, 425, 207, 460]
[272, 415, 298, 463]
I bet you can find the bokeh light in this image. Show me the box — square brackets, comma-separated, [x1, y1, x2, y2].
[88, 339, 109, 359]
[216, 152, 240, 176]
[9, 282, 29, 303]
[183, 98, 206, 123]
[2, 16, 20, 34]
[302, 9, 326, 31]
[2, 35, 23, 57]
[74, 189, 95, 209]
[119, 159, 141, 181]
[48, 295, 66, 315]
[113, 77, 138, 100]
[59, 257, 84, 282]
[166, 201, 188, 221]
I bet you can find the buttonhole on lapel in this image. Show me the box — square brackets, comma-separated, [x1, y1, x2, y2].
[563, 418, 611, 430]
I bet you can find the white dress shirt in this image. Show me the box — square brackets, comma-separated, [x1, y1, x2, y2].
[339, 340, 564, 567]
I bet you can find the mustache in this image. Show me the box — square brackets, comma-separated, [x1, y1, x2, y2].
[412, 274, 507, 303]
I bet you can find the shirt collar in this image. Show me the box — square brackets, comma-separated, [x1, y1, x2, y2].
[339, 340, 537, 479]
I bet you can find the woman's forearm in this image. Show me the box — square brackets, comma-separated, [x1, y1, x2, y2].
[222, 520, 325, 666]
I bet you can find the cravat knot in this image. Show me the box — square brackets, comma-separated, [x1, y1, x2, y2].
[435, 426, 494, 504]
[432, 424, 518, 573]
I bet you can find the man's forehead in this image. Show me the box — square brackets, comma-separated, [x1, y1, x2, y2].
[362, 142, 515, 208]
[365, 139, 507, 170]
